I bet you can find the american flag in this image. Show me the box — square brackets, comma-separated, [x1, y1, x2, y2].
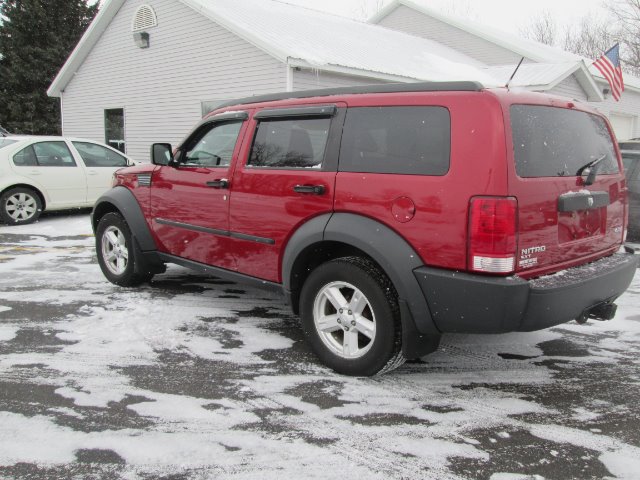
[593, 44, 624, 101]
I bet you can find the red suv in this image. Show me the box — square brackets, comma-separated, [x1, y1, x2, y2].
[92, 82, 638, 376]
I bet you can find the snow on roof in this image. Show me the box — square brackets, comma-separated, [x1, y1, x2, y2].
[372, 0, 640, 91]
[49, 0, 497, 97]
[184, 0, 495, 83]
[484, 62, 603, 101]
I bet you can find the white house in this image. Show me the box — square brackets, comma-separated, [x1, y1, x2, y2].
[370, 0, 640, 140]
[48, 0, 640, 161]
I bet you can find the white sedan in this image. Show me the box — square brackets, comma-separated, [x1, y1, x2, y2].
[0, 136, 138, 225]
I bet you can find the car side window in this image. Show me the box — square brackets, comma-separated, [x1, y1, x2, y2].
[13, 145, 39, 166]
[13, 142, 76, 167]
[339, 106, 451, 176]
[183, 121, 243, 167]
[73, 141, 128, 167]
[248, 118, 331, 169]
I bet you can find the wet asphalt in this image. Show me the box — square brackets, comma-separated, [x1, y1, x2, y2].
[0, 211, 639, 480]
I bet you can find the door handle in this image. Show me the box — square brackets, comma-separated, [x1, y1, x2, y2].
[29, 170, 42, 175]
[293, 184, 325, 195]
[87, 170, 98, 175]
[206, 178, 229, 189]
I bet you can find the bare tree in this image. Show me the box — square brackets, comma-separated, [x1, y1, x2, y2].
[605, 0, 640, 75]
[519, 10, 557, 46]
[520, 4, 640, 76]
[561, 15, 615, 60]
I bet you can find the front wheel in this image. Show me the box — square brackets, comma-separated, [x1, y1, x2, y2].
[299, 257, 404, 376]
[0, 187, 42, 225]
[96, 212, 153, 286]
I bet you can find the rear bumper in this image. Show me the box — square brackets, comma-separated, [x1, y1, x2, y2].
[414, 252, 638, 333]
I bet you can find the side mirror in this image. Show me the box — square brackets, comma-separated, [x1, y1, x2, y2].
[151, 143, 173, 166]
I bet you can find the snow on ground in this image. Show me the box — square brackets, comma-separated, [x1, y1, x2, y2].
[0, 212, 639, 479]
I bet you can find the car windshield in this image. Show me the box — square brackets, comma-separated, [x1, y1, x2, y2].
[0, 138, 18, 149]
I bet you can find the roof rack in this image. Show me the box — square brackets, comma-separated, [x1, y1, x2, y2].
[216, 81, 484, 109]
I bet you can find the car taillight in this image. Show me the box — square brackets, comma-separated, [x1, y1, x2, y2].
[468, 196, 517, 274]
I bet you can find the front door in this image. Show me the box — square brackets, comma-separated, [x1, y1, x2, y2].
[150, 118, 248, 270]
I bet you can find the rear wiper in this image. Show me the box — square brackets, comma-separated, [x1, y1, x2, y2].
[576, 154, 606, 186]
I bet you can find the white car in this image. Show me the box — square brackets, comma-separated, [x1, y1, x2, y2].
[0, 136, 138, 225]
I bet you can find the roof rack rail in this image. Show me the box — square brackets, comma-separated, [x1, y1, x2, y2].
[216, 81, 484, 110]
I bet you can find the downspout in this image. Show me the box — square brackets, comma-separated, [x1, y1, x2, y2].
[60, 91, 65, 136]
[286, 60, 294, 92]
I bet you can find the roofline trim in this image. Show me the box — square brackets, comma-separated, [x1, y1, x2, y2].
[48, 0, 127, 97]
[287, 58, 419, 83]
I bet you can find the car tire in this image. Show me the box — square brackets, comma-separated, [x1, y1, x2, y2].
[299, 256, 405, 376]
[96, 212, 153, 286]
[0, 187, 42, 225]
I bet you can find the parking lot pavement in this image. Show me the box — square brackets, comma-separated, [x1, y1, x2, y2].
[1, 212, 639, 480]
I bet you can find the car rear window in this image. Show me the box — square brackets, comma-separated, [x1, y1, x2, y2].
[339, 106, 450, 175]
[511, 105, 618, 178]
[0, 139, 18, 149]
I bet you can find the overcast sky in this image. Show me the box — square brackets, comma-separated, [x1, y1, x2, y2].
[283, 0, 609, 37]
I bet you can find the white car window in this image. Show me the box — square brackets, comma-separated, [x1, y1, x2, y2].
[73, 141, 128, 167]
[16, 141, 77, 167]
[0, 139, 18, 149]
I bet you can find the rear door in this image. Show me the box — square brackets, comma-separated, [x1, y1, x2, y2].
[70, 140, 130, 203]
[228, 104, 344, 282]
[507, 104, 625, 276]
[12, 140, 87, 207]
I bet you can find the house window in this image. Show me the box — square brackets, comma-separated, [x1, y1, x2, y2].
[104, 108, 125, 153]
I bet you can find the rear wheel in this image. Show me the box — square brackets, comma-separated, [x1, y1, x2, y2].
[300, 256, 404, 376]
[0, 187, 42, 225]
[96, 212, 153, 286]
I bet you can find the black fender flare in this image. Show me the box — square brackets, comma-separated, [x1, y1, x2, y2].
[282, 212, 439, 338]
[92, 186, 157, 252]
[92, 187, 165, 275]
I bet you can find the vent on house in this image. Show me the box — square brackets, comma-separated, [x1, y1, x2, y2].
[132, 4, 157, 32]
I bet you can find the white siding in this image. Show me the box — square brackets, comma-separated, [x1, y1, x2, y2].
[292, 69, 389, 90]
[376, 6, 525, 66]
[61, 0, 286, 162]
[548, 76, 588, 102]
[592, 84, 640, 140]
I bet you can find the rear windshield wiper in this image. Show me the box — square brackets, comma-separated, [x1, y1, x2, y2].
[576, 154, 607, 186]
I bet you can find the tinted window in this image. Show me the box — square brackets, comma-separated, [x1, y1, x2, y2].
[619, 142, 640, 151]
[73, 141, 128, 167]
[339, 106, 450, 175]
[511, 105, 618, 178]
[14, 142, 76, 167]
[13, 145, 38, 166]
[622, 152, 640, 193]
[0, 139, 18, 149]
[248, 118, 330, 169]
[184, 121, 242, 167]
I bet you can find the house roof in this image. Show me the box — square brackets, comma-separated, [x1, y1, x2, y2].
[370, 0, 640, 92]
[48, 0, 497, 97]
[484, 62, 604, 101]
